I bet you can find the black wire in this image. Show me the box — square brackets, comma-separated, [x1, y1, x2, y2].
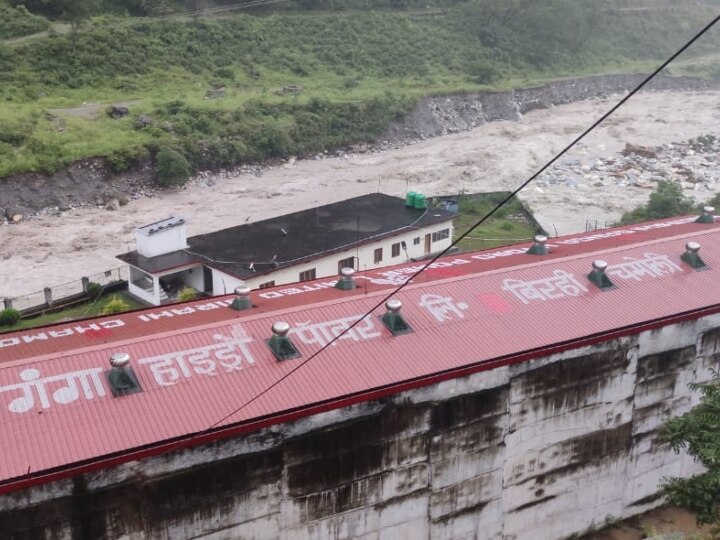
[164, 12, 720, 450]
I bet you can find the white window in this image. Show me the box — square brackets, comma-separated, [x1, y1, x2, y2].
[413, 237, 420, 245]
[432, 229, 450, 242]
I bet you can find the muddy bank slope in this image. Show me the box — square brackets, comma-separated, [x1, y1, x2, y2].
[0, 74, 712, 220]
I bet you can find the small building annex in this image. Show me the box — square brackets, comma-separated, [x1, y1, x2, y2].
[117, 193, 456, 306]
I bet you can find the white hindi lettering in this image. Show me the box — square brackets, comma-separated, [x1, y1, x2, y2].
[0, 367, 106, 414]
[289, 315, 381, 347]
[606, 253, 682, 282]
[502, 270, 588, 305]
[419, 294, 469, 322]
[139, 324, 255, 386]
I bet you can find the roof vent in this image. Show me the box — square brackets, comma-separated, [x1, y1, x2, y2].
[526, 235, 548, 256]
[681, 241, 707, 269]
[267, 321, 300, 361]
[587, 260, 615, 290]
[106, 352, 142, 397]
[335, 267, 357, 290]
[230, 285, 252, 311]
[696, 206, 715, 224]
[381, 299, 412, 335]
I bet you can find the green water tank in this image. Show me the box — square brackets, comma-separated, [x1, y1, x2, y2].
[405, 191, 417, 207]
[414, 193, 427, 210]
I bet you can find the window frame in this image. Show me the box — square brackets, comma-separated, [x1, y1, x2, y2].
[298, 268, 317, 282]
[373, 247, 383, 264]
[432, 228, 450, 243]
[391, 243, 401, 257]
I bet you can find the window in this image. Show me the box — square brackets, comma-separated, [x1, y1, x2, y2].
[299, 268, 316, 282]
[391, 243, 401, 257]
[413, 237, 420, 245]
[374, 248, 383, 264]
[338, 256, 355, 274]
[432, 229, 450, 242]
[259, 281, 275, 289]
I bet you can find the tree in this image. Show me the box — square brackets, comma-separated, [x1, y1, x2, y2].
[661, 373, 720, 533]
[155, 147, 190, 187]
[52, 0, 98, 28]
[620, 181, 695, 225]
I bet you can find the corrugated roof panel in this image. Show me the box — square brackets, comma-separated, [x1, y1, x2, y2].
[0, 218, 719, 490]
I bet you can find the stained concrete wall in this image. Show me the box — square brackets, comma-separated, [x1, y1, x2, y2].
[3, 314, 720, 540]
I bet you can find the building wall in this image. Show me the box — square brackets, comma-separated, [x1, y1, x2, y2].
[211, 222, 454, 295]
[3, 313, 718, 540]
[136, 225, 188, 258]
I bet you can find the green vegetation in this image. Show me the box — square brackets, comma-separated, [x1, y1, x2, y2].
[177, 286, 198, 301]
[661, 373, 720, 535]
[450, 193, 542, 252]
[86, 281, 103, 299]
[0, 1, 719, 178]
[620, 181, 697, 225]
[0, 3, 49, 39]
[0, 292, 143, 332]
[101, 294, 130, 314]
[156, 146, 190, 186]
[0, 308, 21, 326]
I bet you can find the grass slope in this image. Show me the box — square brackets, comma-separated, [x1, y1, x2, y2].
[0, 1, 719, 178]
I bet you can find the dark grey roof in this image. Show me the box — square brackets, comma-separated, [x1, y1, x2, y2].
[117, 194, 455, 279]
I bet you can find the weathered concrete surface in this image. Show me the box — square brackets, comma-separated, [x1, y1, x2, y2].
[2, 314, 718, 540]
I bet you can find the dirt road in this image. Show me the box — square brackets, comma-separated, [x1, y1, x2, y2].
[2, 89, 719, 299]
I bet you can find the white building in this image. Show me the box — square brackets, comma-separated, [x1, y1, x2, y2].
[117, 194, 456, 305]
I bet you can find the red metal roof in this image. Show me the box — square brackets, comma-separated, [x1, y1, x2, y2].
[0, 215, 719, 493]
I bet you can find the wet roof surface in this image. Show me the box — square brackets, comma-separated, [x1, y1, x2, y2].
[1, 215, 719, 492]
[117, 193, 455, 279]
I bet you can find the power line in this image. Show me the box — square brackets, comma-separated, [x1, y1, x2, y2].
[157, 11, 720, 454]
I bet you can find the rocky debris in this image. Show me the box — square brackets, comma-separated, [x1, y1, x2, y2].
[135, 115, 153, 129]
[622, 142, 657, 159]
[108, 105, 129, 118]
[537, 133, 720, 194]
[105, 198, 120, 211]
[384, 74, 711, 143]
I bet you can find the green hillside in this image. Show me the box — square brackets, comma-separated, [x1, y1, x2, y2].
[0, 1, 719, 179]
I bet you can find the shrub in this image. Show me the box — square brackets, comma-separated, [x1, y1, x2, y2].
[86, 282, 103, 299]
[0, 308, 21, 327]
[620, 181, 695, 225]
[107, 145, 150, 173]
[177, 286, 197, 302]
[101, 295, 130, 315]
[155, 147, 190, 187]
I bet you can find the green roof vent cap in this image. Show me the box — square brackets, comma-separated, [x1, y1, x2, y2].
[526, 235, 548, 255]
[335, 267, 357, 290]
[268, 321, 300, 361]
[230, 285, 252, 311]
[106, 352, 143, 397]
[681, 241, 707, 269]
[588, 259, 615, 290]
[381, 299, 413, 335]
[696, 206, 715, 224]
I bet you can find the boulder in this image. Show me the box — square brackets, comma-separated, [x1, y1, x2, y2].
[135, 115, 153, 129]
[108, 105, 129, 118]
